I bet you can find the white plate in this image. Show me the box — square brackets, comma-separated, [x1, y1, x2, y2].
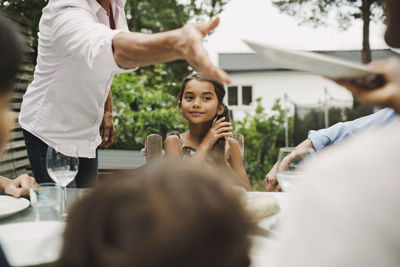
[0, 221, 65, 266]
[0, 196, 30, 219]
[243, 39, 378, 79]
[249, 236, 278, 267]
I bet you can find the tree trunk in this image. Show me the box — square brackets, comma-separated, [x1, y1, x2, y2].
[353, 0, 373, 108]
[361, 0, 372, 63]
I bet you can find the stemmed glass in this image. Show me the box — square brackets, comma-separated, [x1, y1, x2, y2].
[276, 147, 314, 191]
[46, 145, 79, 218]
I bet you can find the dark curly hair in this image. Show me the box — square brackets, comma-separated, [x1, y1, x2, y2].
[58, 159, 252, 267]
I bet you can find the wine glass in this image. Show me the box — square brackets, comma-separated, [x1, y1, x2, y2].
[276, 147, 314, 191]
[46, 145, 79, 218]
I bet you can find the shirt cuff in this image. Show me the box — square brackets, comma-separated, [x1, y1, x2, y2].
[106, 29, 138, 74]
[308, 130, 330, 152]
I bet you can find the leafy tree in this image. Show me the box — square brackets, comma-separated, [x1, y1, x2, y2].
[293, 104, 374, 146]
[1, 0, 48, 54]
[293, 107, 324, 145]
[328, 106, 344, 126]
[272, 0, 385, 63]
[344, 104, 374, 121]
[125, 0, 226, 32]
[124, 0, 228, 93]
[111, 64, 186, 150]
[234, 98, 288, 189]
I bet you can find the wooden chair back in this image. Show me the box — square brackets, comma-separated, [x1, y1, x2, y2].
[146, 134, 162, 162]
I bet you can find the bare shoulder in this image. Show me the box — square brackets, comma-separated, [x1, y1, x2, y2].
[164, 135, 181, 147]
[226, 137, 242, 159]
[164, 135, 183, 156]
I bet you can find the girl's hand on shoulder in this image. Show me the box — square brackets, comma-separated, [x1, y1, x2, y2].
[199, 117, 232, 151]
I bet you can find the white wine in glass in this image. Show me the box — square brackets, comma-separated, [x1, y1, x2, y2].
[46, 145, 79, 218]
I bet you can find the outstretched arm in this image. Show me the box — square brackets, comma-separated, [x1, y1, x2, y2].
[53, 11, 229, 85]
[113, 17, 230, 85]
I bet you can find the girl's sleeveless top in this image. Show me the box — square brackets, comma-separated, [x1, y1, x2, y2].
[176, 134, 230, 162]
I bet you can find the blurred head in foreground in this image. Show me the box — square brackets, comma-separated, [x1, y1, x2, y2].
[58, 159, 252, 267]
[0, 13, 22, 152]
[385, 0, 400, 48]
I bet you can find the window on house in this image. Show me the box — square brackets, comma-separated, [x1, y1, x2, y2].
[228, 86, 238, 106]
[242, 86, 252, 105]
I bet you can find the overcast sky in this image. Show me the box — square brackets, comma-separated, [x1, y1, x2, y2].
[203, 0, 389, 64]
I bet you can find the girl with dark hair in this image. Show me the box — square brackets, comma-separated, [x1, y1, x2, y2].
[165, 74, 251, 190]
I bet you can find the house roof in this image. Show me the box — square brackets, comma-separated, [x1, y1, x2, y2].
[219, 49, 399, 73]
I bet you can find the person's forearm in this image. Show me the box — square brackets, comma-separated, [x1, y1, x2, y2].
[104, 91, 113, 116]
[113, 17, 230, 85]
[234, 172, 252, 191]
[284, 139, 315, 163]
[0, 176, 11, 191]
[113, 30, 182, 69]
[297, 139, 315, 151]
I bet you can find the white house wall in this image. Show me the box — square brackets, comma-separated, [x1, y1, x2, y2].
[225, 70, 353, 121]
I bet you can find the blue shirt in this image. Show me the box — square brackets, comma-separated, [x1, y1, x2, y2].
[308, 108, 399, 151]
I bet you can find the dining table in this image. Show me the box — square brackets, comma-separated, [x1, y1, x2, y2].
[0, 188, 89, 267]
[0, 188, 88, 225]
[248, 192, 290, 267]
[0, 189, 289, 267]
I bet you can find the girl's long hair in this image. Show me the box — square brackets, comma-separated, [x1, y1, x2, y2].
[179, 73, 230, 167]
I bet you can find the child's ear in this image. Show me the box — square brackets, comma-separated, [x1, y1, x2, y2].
[217, 104, 225, 115]
[178, 101, 182, 112]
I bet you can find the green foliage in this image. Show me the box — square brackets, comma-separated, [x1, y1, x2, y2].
[272, 0, 384, 29]
[344, 104, 374, 121]
[125, 0, 227, 32]
[272, 0, 385, 63]
[294, 108, 324, 145]
[127, 0, 228, 93]
[111, 65, 186, 150]
[1, 0, 48, 58]
[234, 98, 288, 188]
[293, 104, 373, 145]
[328, 106, 344, 126]
[1, 0, 47, 30]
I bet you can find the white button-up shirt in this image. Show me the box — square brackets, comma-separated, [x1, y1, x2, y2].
[19, 0, 135, 158]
